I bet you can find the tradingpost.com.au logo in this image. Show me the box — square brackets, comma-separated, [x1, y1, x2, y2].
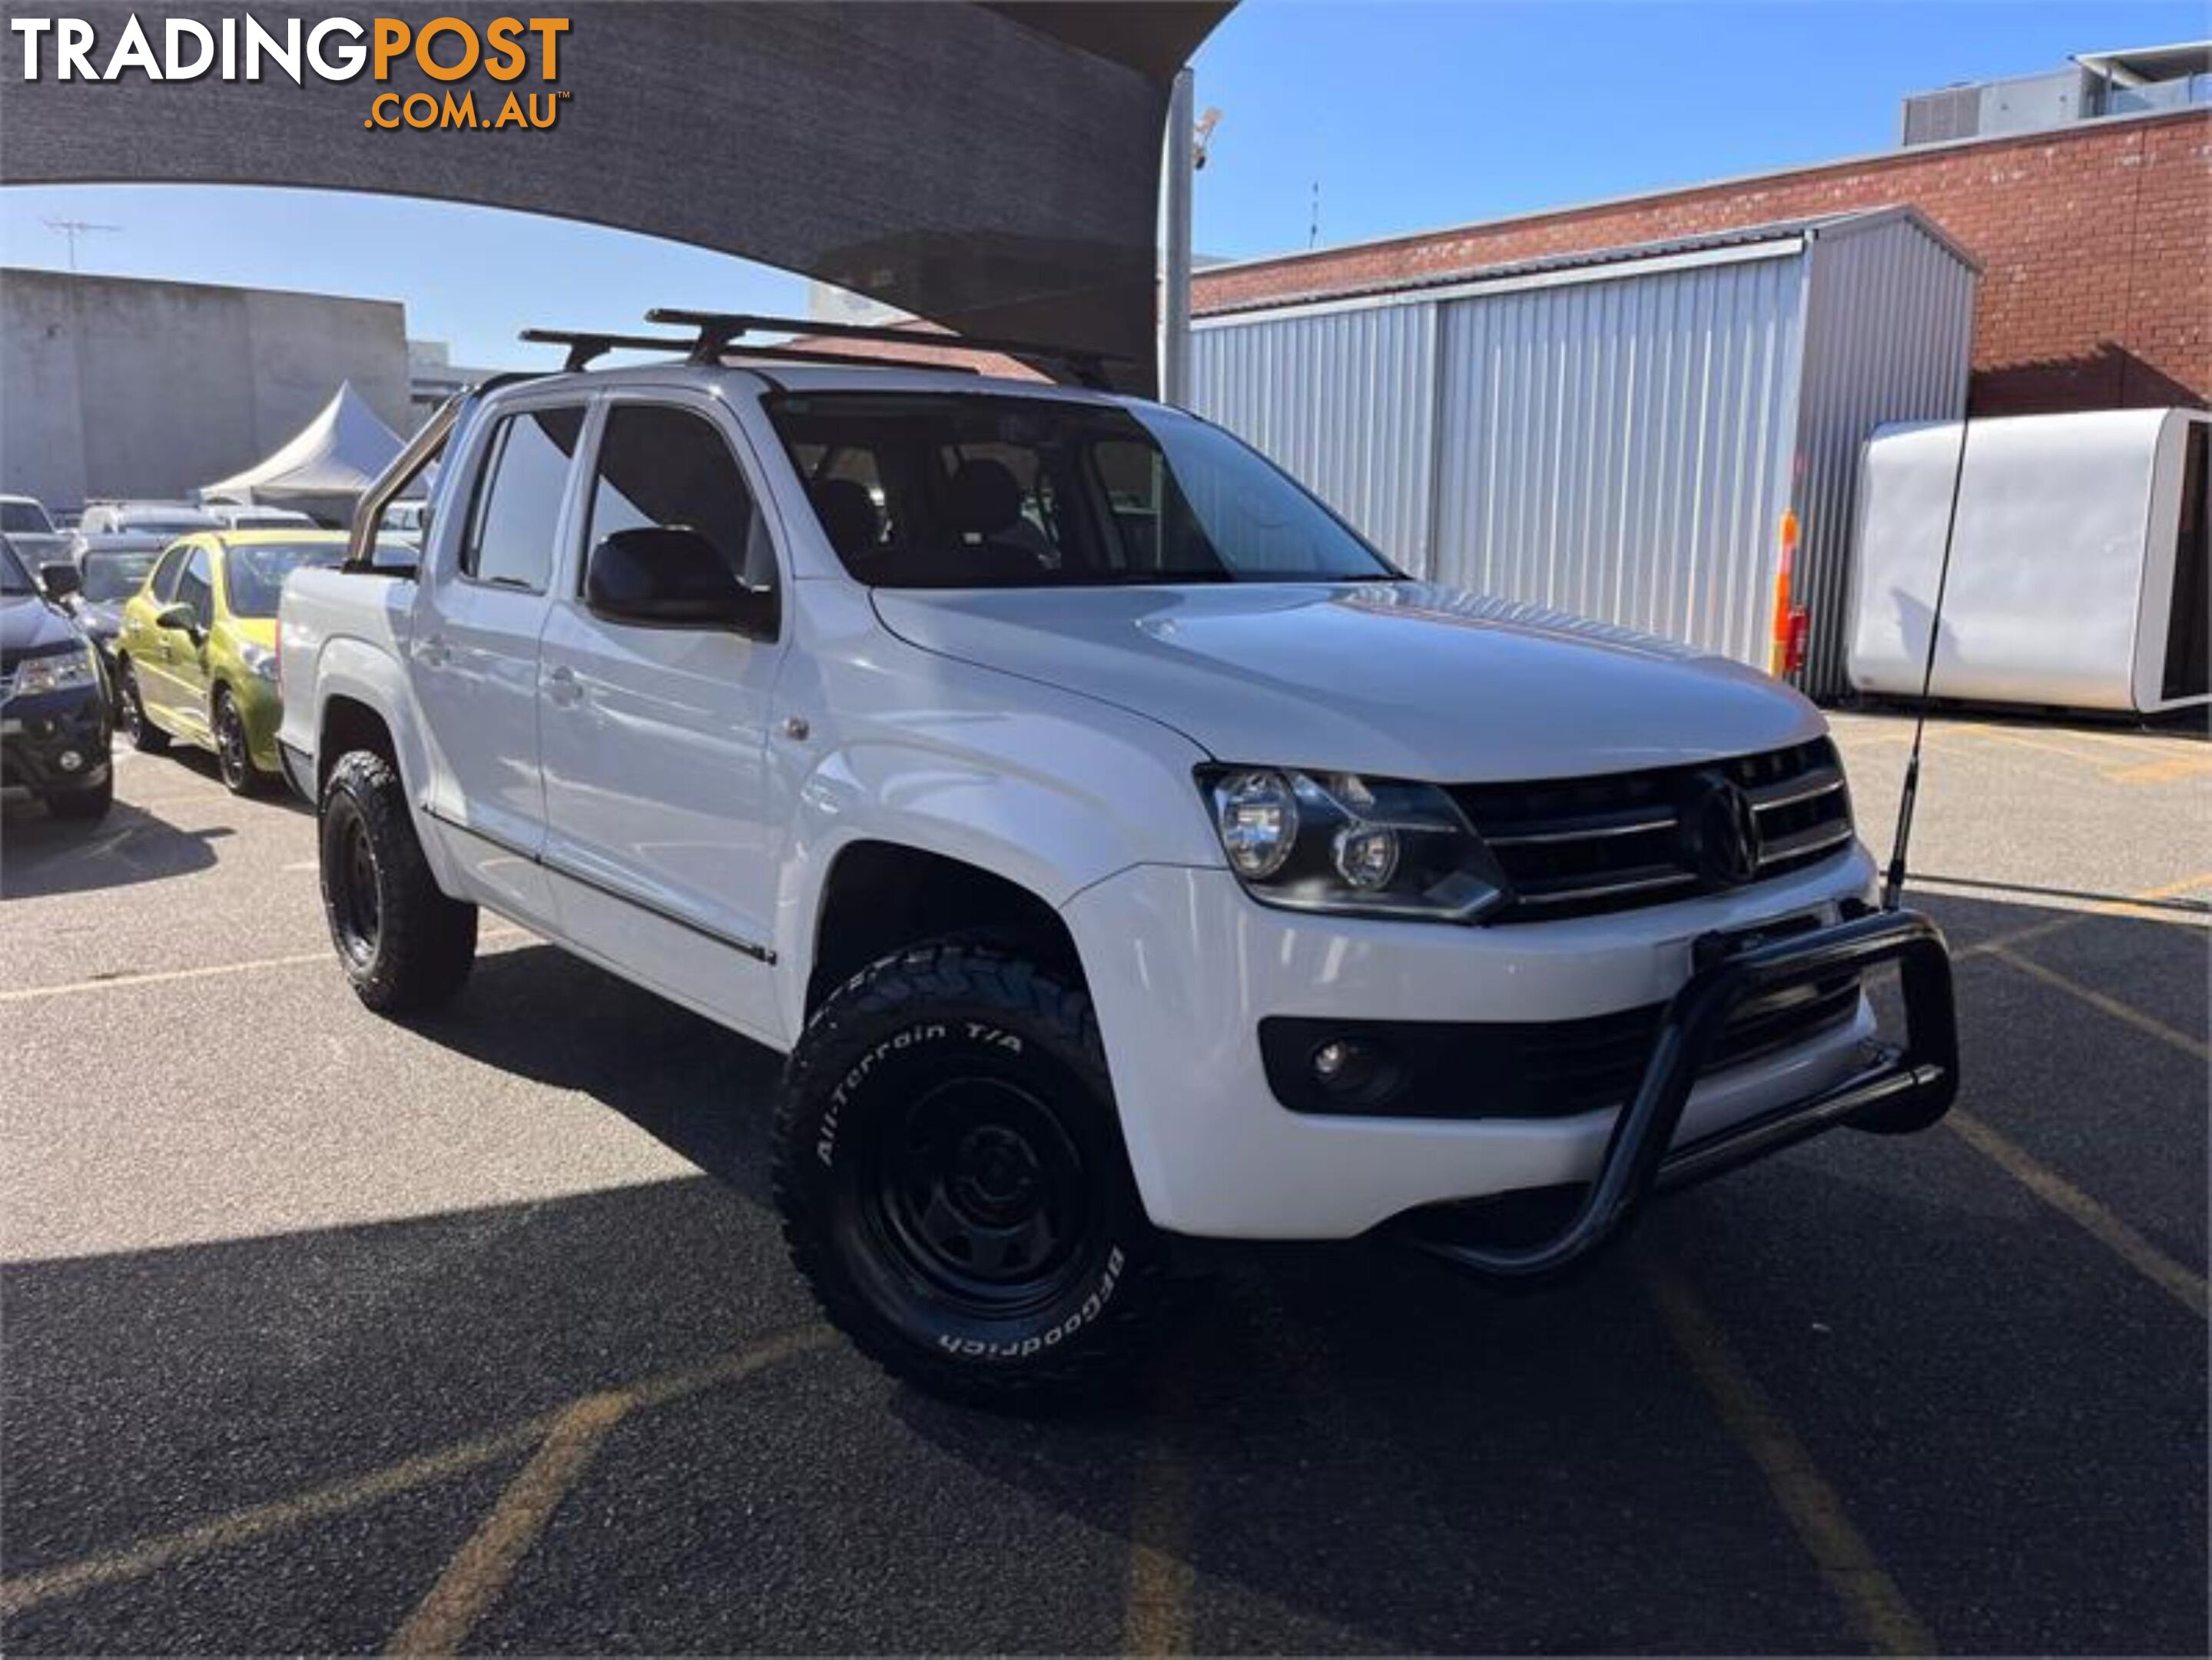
[8, 13, 573, 129]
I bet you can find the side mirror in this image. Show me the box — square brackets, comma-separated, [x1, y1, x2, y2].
[584, 526, 777, 636]
[39, 563, 81, 599]
[154, 603, 197, 633]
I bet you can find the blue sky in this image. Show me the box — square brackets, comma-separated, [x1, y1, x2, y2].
[2, 1, 2199, 367]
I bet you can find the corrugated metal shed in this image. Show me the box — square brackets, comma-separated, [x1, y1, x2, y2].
[1190, 208, 1978, 697]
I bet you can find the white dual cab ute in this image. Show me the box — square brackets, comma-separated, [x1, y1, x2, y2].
[279, 314, 1958, 1406]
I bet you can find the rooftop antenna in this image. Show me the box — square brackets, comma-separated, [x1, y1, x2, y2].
[1880, 412, 1975, 911]
[44, 218, 120, 272]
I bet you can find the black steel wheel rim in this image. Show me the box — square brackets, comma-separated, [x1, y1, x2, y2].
[328, 805, 381, 966]
[867, 1074, 1093, 1315]
[217, 699, 247, 788]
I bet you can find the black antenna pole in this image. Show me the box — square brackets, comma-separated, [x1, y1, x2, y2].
[1881, 413, 1974, 911]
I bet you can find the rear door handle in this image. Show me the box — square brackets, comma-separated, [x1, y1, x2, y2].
[545, 664, 582, 706]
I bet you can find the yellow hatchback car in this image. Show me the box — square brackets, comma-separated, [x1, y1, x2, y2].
[114, 530, 349, 793]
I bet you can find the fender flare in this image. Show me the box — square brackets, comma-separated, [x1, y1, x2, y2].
[307, 640, 462, 891]
[771, 738, 1219, 1039]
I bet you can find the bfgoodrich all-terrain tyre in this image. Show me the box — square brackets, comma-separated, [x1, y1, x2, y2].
[319, 749, 477, 1014]
[774, 944, 1172, 1409]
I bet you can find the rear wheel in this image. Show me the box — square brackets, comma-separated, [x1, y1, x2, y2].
[318, 750, 476, 1014]
[118, 660, 168, 755]
[213, 687, 260, 795]
[774, 944, 1172, 1409]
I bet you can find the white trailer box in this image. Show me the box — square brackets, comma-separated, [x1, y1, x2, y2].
[1848, 408, 2210, 714]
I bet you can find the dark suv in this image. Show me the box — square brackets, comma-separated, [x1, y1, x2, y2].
[1, 536, 113, 821]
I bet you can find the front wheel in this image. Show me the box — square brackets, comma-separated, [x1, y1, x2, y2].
[773, 945, 1172, 1409]
[319, 750, 477, 1014]
[212, 687, 260, 795]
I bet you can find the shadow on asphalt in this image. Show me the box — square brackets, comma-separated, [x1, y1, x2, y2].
[2, 891, 2203, 1652]
[406, 943, 787, 1207]
[0, 795, 230, 899]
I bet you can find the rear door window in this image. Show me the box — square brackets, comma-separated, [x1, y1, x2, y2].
[460, 407, 585, 592]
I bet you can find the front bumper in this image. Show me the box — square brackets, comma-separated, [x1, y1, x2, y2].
[1063, 846, 1954, 1241]
[1408, 905, 1955, 1279]
[1, 685, 113, 797]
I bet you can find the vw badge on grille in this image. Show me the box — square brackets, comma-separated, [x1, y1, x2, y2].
[1683, 772, 1763, 887]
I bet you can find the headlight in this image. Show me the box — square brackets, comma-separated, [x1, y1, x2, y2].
[240, 642, 278, 682]
[1199, 767, 1513, 922]
[8, 642, 99, 699]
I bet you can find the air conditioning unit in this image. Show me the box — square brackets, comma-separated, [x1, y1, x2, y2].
[1901, 66, 2097, 146]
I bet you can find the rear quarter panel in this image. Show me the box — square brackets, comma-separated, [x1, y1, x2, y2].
[278, 568, 429, 817]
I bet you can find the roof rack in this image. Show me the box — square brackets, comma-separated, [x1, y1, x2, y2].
[518, 323, 987, 380]
[517, 329, 695, 372]
[646, 308, 1129, 389]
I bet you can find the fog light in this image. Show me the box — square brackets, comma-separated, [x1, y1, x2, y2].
[1311, 1038, 1384, 1094]
[55, 749, 82, 774]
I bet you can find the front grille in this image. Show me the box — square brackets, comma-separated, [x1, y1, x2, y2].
[1259, 968, 1863, 1122]
[1504, 971, 1862, 1118]
[1451, 738, 1855, 922]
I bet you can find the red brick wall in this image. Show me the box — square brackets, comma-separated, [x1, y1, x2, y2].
[1194, 110, 2212, 417]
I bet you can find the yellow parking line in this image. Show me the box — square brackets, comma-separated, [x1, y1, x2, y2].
[1641, 1264, 1934, 1656]
[2108, 754, 2212, 785]
[1953, 869, 2212, 961]
[1945, 1111, 2207, 1320]
[0, 1328, 832, 1622]
[1982, 946, 2209, 1062]
[2131, 872, 2212, 903]
[386, 1393, 632, 1655]
[0, 930, 532, 1004]
[1123, 1429, 1195, 1658]
[0, 1420, 547, 1617]
[0, 949, 336, 1003]
[387, 1328, 831, 1655]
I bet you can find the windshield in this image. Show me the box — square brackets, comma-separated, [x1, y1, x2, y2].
[80, 550, 159, 602]
[0, 539, 35, 595]
[222, 541, 347, 616]
[128, 516, 217, 536]
[767, 393, 1398, 589]
[1, 501, 53, 534]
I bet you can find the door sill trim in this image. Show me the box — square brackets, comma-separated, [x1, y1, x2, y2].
[420, 801, 777, 964]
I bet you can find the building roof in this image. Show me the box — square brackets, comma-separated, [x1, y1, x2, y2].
[1190, 98, 2197, 310]
[2074, 41, 2211, 85]
[1193, 206, 1977, 321]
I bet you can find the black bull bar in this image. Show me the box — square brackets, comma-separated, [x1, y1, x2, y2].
[1411, 908, 1958, 1280]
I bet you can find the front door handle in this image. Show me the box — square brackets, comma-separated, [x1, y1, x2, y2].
[545, 664, 582, 707]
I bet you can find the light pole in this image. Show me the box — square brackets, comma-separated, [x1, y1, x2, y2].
[1159, 68, 1196, 409]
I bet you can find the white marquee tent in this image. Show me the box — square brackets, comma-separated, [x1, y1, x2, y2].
[201, 383, 408, 524]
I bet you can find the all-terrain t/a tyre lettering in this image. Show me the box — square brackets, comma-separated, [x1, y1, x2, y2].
[774, 944, 1172, 1409]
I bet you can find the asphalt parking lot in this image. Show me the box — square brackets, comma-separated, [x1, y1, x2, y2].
[2, 712, 2206, 1655]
